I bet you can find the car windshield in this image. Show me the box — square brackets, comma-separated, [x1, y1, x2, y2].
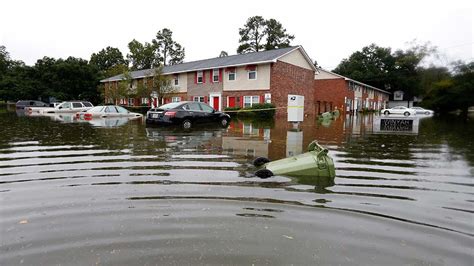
[158, 102, 182, 110]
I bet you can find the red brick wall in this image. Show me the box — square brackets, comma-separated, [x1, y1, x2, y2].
[270, 61, 315, 117]
[314, 78, 353, 114]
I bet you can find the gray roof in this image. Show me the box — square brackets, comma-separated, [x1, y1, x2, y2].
[101, 46, 310, 82]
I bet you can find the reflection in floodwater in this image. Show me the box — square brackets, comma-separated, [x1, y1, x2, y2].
[0, 109, 473, 265]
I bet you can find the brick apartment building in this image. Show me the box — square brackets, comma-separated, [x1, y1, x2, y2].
[101, 46, 316, 117]
[314, 68, 390, 114]
[100, 46, 389, 117]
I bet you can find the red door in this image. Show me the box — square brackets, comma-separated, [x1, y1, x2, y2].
[228, 97, 235, 108]
[213, 97, 220, 110]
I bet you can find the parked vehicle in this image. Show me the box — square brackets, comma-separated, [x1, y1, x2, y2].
[16, 100, 48, 109]
[146, 101, 231, 129]
[30, 101, 94, 114]
[76, 105, 143, 120]
[411, 106, 434, 115]
[381, 106, 416, 116]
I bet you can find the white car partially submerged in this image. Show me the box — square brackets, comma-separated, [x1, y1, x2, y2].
[28, 101, 94, 114]
[76, 105, 143, 120]
[411, 106, 434, 115]
[381, 106, 416, 116]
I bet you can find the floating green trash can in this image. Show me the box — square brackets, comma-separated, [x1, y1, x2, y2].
[254, 140, 336, 178]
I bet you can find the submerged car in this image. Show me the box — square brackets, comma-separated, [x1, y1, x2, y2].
[411, 106, 434, 115]
[381, 106, 416, 116]
[76, 105, 143, 120]
[16, 100, 48, 109]
[146, 101, 230, 129]
[30, 101, 94, 114]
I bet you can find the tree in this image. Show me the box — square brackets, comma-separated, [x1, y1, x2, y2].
[219, 51, 228, 57]
[90, 46, 127, 73]
[264, 18, 294, 50]
[237, 16, 266, 54]
[151, 66, 176, 104]
[153, 28, 185, 66]
[237, 16, 295, 54]
[422, 61, 474, 117]
[127, 39, 156, 70]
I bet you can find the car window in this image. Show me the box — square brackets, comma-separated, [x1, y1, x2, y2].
[116, 106, 129, 114]
[159, 102, 182, 110]
[72, 102, 82, 108]
[187, 102, 201, 111]
[82, 102, 93, 107]
[89, 106, 104, 113]
[199, 103, 214, 113]
[105, 106, 118, 113]
[60, 102, 71, 109]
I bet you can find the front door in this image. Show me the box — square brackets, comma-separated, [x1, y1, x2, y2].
[213, 96, 220, 111]
[228, 97, 236, 108]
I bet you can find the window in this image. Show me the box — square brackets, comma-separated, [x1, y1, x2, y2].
[197, 71, 203, 83]
[243, 95, 260, 107]
[213, 69, 219, 82]
[193, 96, 204, 102]
[128, 98, 134, 106]
[174, 75, 179, 86]
[143, 78, 147, 88]
[187, 102, 201, 111]
[199, 103, 214, 113]
[248, 67, 257, 80]
[141, 98, 149, 105]
[172, 97, 181, 102]
[72, 102, 82, 108]
[228, 69, 236, 81]
[105, 106, 118, 113]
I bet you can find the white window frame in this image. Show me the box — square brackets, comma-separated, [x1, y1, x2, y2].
[243, 95, 260, 107]
[171, 96, 181, 102]
[174, 75, 179, 86]
[193, 96, 204, 102]
[212, 69, 219, 83]
[197, 71, 203, 83]
[141, 97, 149, 105]
[128, 98, 134, 106]
[228, 69, 236, 81]
[248, 67, 257, 80]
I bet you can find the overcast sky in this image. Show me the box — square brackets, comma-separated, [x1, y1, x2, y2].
[1, 0, 472, 70]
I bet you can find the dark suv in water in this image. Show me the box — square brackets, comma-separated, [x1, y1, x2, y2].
[146, 101, 231, 129]
[15, 100, 48, 109]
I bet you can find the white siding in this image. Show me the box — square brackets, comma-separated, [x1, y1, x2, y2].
[278, 49, 313, 70]
[165, 73, 187, 93]
[223, 64, 271, 91]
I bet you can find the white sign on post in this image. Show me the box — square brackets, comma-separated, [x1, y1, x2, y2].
[287, 94, 304, 122]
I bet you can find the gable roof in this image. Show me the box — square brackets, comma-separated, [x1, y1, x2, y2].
[315, 68, 390, 94]
[100, 46, 315, 82]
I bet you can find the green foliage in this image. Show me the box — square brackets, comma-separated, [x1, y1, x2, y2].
[127, 39, 157, 70]
[237, 16, 294, 54]
[333, 42, 436, 99]
[422, 61, 474, 116]
[151, 66, 177, 103]
[235, 103, 276, 119]
[0, 46, 100, 104]
[153, 28, 185, 66]
[90, 46, 127, 73]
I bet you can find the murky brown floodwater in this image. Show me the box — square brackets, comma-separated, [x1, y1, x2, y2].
[1, 106, 473, 265]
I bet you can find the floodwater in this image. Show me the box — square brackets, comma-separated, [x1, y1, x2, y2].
[0, 107, 473, 265]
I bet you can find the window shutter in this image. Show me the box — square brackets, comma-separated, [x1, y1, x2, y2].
[210, 70, 213, 83]
[219, 69, 223, 82]
[194, 72, 197, 84]
[204, 96, 208, 103]
[240, 96, 244, 108]
[260, 95, 264, 104]
[203, 71, 206, 83]
[189, 96, 193, 101]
